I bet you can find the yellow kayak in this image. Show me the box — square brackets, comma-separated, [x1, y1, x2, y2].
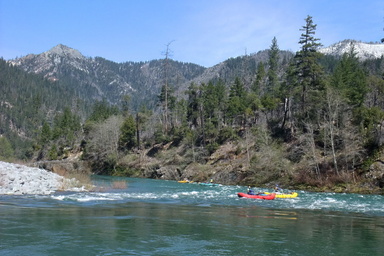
[178, 180, 193, 183]
[264, 192, 298, 198]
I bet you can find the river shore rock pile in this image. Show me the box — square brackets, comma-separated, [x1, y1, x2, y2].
[0, 161, 81, 195]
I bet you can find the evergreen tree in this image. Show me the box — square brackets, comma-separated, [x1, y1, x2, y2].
[252, 62, 266, 94]
[331, 44, 367, 107]
[0, 136, 14, 160]
[289, 15, 325, 121]
[52, 108, 81, 142]
[227, 77, 247, 126]
[88, 100, 120, 123]
[201, 81, 226, 128]
[186, 83, 201, 129]
[121, 95, 131, 115]
[267, 37, 280, 94]
[39, 121, 52, 145]
[119, 115, 137, 151]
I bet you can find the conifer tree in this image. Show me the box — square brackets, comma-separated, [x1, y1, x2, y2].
[331, 44, 367, 107]
[253, 62, 266, 95]
[119, 115, 137, 151]
[227, 77, 247, 126]
[267, 37, 280, 94]
[39, 121, 52, 145]
[186, 83, 201, 129]
[289, 15, 324, 121]
[0, 136, 14, 160]
[201, 81, 226, 128]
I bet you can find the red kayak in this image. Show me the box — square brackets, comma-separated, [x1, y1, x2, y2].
[237, 192, 276, 200]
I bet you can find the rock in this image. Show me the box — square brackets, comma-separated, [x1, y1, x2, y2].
[0, 161, 87, 195]
[367, 160, 384, 188]
[143, 165, 182, 180]
[31, 160, 91, 176]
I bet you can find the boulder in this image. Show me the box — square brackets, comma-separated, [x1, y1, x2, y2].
[367, 160, 384, 188]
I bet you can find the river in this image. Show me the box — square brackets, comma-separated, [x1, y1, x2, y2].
[1, 176, 384, 255]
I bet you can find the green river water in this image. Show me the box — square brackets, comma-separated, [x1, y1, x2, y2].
[1, 176, 384, 255]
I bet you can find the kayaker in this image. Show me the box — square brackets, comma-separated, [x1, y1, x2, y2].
[274, 184, 283, 193]
[247, 186, 255, 195]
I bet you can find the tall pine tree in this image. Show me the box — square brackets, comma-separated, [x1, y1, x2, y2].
[289, 15, 324, 121]
[267, 37, 280, 95]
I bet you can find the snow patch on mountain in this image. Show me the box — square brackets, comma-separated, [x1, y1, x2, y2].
[319, 40, 384, 60]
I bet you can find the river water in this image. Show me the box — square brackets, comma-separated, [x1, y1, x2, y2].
[1, 176, 384, 255]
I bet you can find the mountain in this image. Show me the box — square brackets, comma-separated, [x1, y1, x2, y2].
[2, 44, 296, 160]
[7, 40, 384, 112]
[319, 40, 384, 60]
[8, 44, 299, 112]
[9, 44, 206, 110]
[175, 49, 294, 94]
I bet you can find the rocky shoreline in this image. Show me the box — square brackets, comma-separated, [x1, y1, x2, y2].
[0, 161, 87, 195]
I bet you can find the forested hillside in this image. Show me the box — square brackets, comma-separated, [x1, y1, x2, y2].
[9, 44, 206, 111]
[0, 58, 91, 159]
[2, 16, 384, 193]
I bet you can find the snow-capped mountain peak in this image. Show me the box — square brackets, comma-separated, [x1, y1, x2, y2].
[319, 40, 384, 60]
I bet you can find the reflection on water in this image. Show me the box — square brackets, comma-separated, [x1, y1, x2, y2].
[1, 177, 384, 255]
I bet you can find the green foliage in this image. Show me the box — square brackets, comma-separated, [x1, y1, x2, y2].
[51, 107, 81, 145]
[246, 92, 262, 113]
[170, 125, 187, 146]
[331, 48, 368, 107]
[261, 95, 279, 111]
[227, 77, 247, 124]
[203, 120, 219, 144]
[121, 95, 131, 114]
[206, 142, 219, 155]
[158, 84, 176, 110]
[119, 115, 137, 151]
[88, 100, 120, 123]
[0, 136, 14, 161]
[267, 37, 280, 94]
[154, 125, 170, 144]
[252, 62, 266, 93]
[39, 121, 52, 145]
[201, 81, 224, 121]
[48, 145, 58, 160]
[186, 82, 201, 128]
[218, 126, 238, 144]
[0, 58, 87, 159]
[288, 15, 325, 123]
[354, 106, 384, 142]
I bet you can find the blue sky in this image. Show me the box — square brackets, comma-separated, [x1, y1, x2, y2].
[0, 0, 383, 67]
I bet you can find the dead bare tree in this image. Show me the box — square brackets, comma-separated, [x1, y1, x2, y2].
[161, 40, 175, 135]
[86, 116, 124, 168]
[324, 87, 340, 176]
[301, 123, 321, 178]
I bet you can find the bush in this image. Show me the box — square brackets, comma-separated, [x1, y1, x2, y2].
[206, 142, 219, 155]
[218, 127, 237, 144]
[0, 136, 14, 161]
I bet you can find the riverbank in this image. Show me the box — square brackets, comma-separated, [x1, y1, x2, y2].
[0, 161, 88, 195]
[1, 156, 382, 196]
